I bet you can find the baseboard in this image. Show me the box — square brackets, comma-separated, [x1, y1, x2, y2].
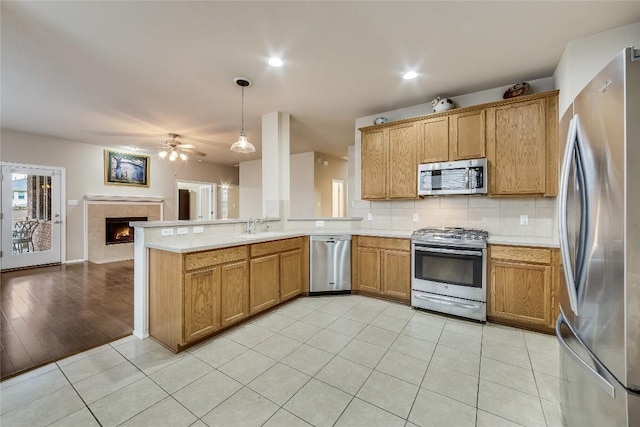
[64, 259, 86, 264]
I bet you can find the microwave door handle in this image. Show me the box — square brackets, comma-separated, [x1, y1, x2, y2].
[558, 115, 580, 315]
[414, 247, 483, 257]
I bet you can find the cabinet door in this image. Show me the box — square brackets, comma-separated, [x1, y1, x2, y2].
[489, 260, 552, 327]
[280, 249, 303, 301]
[361, 129, 387, 199]
[381, 250, 411, 302]
[250, 254, 280, 314]
[487, 99, 546, 195]
[220, 261, 249, 327]
[450, 110, 485, 160]
[184, 267, 220, 343]
[357, 247, 381, 293]
[418, 116, 449, 163]
[388, 123, 418, 198]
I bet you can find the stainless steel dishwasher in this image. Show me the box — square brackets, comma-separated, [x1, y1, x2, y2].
[310, 235, 351, 295]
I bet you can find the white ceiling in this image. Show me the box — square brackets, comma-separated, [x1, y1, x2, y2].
[2, 1, 638, 166]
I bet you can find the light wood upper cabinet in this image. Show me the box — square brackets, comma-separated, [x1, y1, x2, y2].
[388, 123, 418, 198]
[449, 110, 485, 160]
[361, 123, 417, 200]
[184, 267, 220, 343]
[488, 245, 559, 332]
[361, 128, 387, 199]
[360, 90, 559, 199]
[250, 254, 280, 314]
[418, 116, 449, 164]
[486, 93, 558, 196]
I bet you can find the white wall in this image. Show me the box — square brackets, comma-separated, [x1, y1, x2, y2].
[289, 152, 315, 217]
[239, 158, 262, 219]
[554, 22, 640, 116]
[1, 129, 238, 261]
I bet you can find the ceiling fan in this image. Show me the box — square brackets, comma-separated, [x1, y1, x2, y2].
[159, 133, 206, 161]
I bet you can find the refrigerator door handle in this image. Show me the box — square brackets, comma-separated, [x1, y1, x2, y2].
[573, 121, 590, 300]
[559, 115, 580, 315]
[556, 313, 615, 398]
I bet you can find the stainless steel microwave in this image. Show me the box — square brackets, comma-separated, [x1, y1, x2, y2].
[417, 158, 487, 196]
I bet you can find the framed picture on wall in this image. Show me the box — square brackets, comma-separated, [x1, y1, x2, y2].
[104, 150, 149, 187]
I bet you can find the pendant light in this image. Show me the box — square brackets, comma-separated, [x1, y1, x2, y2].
[230, 77, 256, 154]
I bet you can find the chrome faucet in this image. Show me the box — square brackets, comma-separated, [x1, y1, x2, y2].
[245, 217, 253, 234]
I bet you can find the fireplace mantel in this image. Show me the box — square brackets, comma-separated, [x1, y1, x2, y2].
[86, 194, 164, 202]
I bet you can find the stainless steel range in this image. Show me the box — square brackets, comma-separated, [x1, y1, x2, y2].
[411, 227, 488, 321]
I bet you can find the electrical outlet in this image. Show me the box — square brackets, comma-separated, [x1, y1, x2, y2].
[161, 228, 174, 236]
[413, 213, 419, 222]
[366, 213, 373, 221]
[520, 214, 529, 226]
[193, 226, 204, 234]
[67, 200, 78, 206]
[315, 220, 325, 227]
[177, 227, 188, 235]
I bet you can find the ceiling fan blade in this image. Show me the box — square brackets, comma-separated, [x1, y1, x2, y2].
[180, 148, 207, 157]
[93, 130, 169, 138]
[179, 135, 231, 149]
[176, 143, 196, 149]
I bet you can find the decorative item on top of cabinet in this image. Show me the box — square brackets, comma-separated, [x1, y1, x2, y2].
[352, 236, 411, 303]
[486, 91, 558, 197]
[361, 122, 418, 200]
[488, 244, 560, 333]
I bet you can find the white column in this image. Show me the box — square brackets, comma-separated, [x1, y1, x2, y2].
[261, 112, 290, 217]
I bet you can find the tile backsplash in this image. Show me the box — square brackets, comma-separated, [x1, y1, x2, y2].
[352, 196, 557, 239]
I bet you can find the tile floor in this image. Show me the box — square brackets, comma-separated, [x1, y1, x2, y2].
[0, 295, 563, 427]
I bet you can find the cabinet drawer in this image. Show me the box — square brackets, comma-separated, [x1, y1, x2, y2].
[490, 245, 551, 264]
[358, 236, 410, 252]
[251, 237, 304, 258]
[185, 246, 247, 271]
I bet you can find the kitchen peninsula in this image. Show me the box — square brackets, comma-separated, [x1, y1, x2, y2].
[131, 216, 558, 352]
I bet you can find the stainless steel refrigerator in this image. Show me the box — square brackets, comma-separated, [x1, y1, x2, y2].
[557, 47, 640, 426]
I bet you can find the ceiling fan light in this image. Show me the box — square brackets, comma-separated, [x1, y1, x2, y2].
[169, 150, 179, 161]
[230, 133, 256, 154]
[159, 150, 168, 158]
[179, 152, 188, 161]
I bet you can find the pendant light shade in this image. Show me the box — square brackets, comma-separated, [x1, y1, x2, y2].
[230, 77, 256, 154]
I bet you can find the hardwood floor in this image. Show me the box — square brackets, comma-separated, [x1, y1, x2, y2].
[1, 261, 134, 380]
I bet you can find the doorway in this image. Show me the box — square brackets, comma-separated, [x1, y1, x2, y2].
[176, 180, 216, 221]
[332, 179, 345, 217]
[1, 163, 64, 270]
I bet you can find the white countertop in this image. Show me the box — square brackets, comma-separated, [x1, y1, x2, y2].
[145, 228, 557, 253]
[488, 235, 559, 248]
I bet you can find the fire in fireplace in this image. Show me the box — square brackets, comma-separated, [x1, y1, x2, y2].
[105, 217, 147, 245]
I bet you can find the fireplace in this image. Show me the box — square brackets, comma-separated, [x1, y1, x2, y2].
[105, 217, 147, 245]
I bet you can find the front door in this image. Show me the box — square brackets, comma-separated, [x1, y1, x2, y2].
[1, 163, 64, 270]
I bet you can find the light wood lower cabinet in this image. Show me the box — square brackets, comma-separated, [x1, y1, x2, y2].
[250, 254, 280, 314]
[184, 267, 220, 342]
[149, 237, 308, 352]
[249, 237, 308, 314]
[220, 261, 249, 327]
[488, 244, 560, 333]
[280, 249, 304, 301]
[353, 236, 410, 303]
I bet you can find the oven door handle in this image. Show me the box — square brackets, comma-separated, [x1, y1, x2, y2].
[413, 293, 482, 311]
[413, 247, 483, 257]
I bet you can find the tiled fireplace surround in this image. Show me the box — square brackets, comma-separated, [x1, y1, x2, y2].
[87, 203, 161, 264]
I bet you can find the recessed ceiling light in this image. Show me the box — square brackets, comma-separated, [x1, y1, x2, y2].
[403, 71, 418, 80]
[268, 57, 283, 67]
